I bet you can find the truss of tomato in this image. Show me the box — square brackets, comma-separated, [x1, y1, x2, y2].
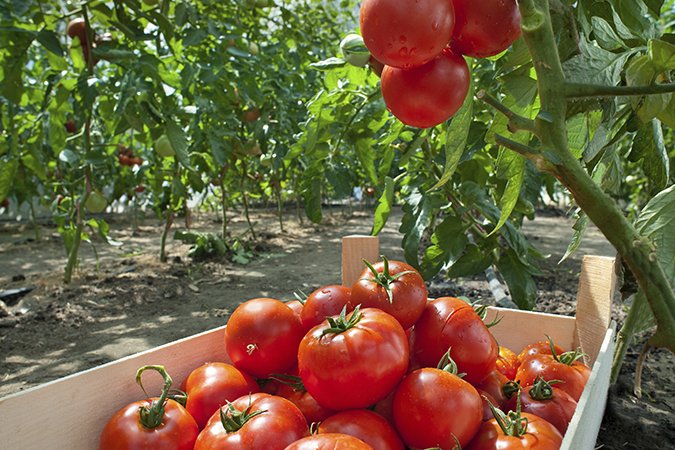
[183, 362, 259, 429]
[272, 374, 336, 425]
[100, 366, 199, 450]
[450, 0, 521, 58]
[412, 296, 498, 385]
[503, 378, 577, 435]
[360, 0, 455, 69]
[225, 297, 305, 378]
[298, 306, 409, 410]
[515, 339, 590, 402]
[381, 48, 470, 129]
[351, 257, 427, 330]
[284, 433, 374, 450]
[393, 353, 483, 449]
[496, 346, 520, 380]
[467, 405, 563, 450]
[194, 393, 308, 450]
[318, 409, 405, 450]
[300, 284, 353, 331]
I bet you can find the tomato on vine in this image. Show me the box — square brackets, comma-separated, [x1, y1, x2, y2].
[450, 0, 521, 58]
[381, 48, 470, 129]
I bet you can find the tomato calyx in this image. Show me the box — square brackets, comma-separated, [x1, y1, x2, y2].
[321, 304, 363, 336]
[437, 349, 467, 378]
[487, 396, 529, 438]
[361, 256, 416, 304]
[528, 376, 561, 401]
[219, 398, 267, 433]
[546, 334, 586, 365]
[502, 380, 521, 399]
[473, 303, 502, 328]
[269, 373, 306, 392]
[135, 365, 175, 429]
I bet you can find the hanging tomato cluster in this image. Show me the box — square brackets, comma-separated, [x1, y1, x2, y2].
[359, 0, 521, 128]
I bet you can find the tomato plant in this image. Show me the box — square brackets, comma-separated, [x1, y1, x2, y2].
[298, 306, 408, 410]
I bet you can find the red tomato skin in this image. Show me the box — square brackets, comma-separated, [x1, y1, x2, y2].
[318, 409, 405, 450]
[466, 412, 563, 450]
[184, 362, 259, 429]
[225, 298, 305, 377]
[503, 387, 577, 435]
[350, 260, 427, 330]
[496, 346, 520, 380]
[276, 383, 336, 425]
[300, 285, 353, 331]
[285, 300, 304, 318]
[195, 393, 308, 450]
[100, 399, 198, 450]
[360, 0, 455, 69]
[412, 296, 498, 385]
[451, 0, 521, 58]
[298, 308, 409, 410]
[285, 433, 374, 450]
[517, 340, 565, 365]
[515, 356, 590, 402]
[475, 370, 509, 407]
[381, 48, 470, 129]
[393, 368, 482, 449]
[477, 389, 499, 422]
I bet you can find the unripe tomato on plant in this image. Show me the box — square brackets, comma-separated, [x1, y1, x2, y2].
[381, 48, 470, 129]
[450, 0, 521, 58]
[85, 191, 107, 213]
[340, 34, 371, 67]
[360, 0, 455, 69]
[155, 134, 175, 158]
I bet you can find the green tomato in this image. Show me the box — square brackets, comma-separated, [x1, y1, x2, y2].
[155, 134, 175, 158]
[248, 42, 259, 55]
[85, 192, 107, 213]
[340, 34, 371, 67]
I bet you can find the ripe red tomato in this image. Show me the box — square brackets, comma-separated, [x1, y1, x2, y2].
[1, 198, 9, 209]
[100, 398, 199, 450]
[183, 362, 259, 429]
[274, 375, 335, 424]
[65, 120, 77, 133]
[350, 258, 427, 330]
[360, 0, 455, 69]
[66, 18, 87, 42]
[412, 296, 498, 385]
[225, 298, 304, 378]
[194, 393, 308, 450]
[467, 412, 563, 450]
[242, 107, 261, 122]
[298, 307, 408, 410]
[495, 346, 520, 380]
[393, 367, 483, 448]
[284, 433, 373, 450]
[318, 409, 405, 450]
[478, 389, 500, 422]
[450, 0, 521, 58]
[300, 285, 353, 331]
[135, 185, 145, 193]
[381, 48, 470, 129]
[517, 340, 565, 364]
[285, 299, 304, 318]
[515, 352, 590, 402]
[503, 379, 577, 435]
[475, 370, 509, 407]
[368, 56, 385, 77]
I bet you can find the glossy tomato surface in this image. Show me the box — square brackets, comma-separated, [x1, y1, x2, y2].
[319, 409, 404, 450]
[517, 340, 565, 365]
[300, 285, 353, 331]
[360, 0, 455, 69]
[412, 296, 498, 384]
[466, 412, 563, 450]
[284, 433, 373, 450]
[451, 0, 521, 58]
[475, 369, 509, 407]
[100, 398, 198, 450]
[516, 355, 590, 402]
[298, 308, 408, 410]
[184, 362, 259, 429]
[503, 386, 577, 435]
[393, 367, 482, 448]
[194, 393, 307, 450]
[381, 48, 470, 129]
[276, 381, 335, 425]
[225, 298, 304, 377]
[496, 346, 520, 380]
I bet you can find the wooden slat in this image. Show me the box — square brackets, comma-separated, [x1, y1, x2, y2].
[574, 255, 617, 363]
[562, 324, 616, 450]
[0, 325, 229, 450]
[341, 235, 380, 286]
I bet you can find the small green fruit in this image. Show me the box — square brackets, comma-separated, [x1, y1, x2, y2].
[155, 134, 175, 158]
[340, 34, 371, 67]
[248, 42, 259, 55]
[85, 192, 107, 213]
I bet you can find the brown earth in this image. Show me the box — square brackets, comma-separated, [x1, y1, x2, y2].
[0, 206, 672, 448]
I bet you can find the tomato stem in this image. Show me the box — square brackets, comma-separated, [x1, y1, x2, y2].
[436, 349, 466, 378]
[361, 256, 416, 304]
[219, 397, 267, 433]
[321, 305, 363, 336]
[528, 377, 560, 401]
[135, 365, 174, 429]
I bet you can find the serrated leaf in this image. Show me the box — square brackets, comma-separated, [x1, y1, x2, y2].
[0, 159, 19, 201]
[446, 244, 493, 278]
[648, 39, 675, 71]
[166, 120, 191, 168]
[496, 249, 537, 309]
[421, 215, 468, 279]
[563, 37, 633, 86]
[303, 176, 322, 223]
[560, 211, 588, 263]
[591, 16, 626, 51]
[491, 150, 525, 235]
[633, 120, 669, 192]
[635, 184, 675, 285]
[371, 176, 394, 236]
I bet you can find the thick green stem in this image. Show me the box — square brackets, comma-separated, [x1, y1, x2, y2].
[611, 291, 648, 383]
[517, 0, 675, 355]
[565, 82, 675, 98]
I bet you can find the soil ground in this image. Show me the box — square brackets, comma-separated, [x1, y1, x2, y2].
[0, 206, 672, 448]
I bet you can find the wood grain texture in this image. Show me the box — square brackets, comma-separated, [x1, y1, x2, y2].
[0, 325, 229, 450]
[341, 235, 380, 286]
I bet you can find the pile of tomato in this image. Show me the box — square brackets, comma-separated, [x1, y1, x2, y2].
[359, 0, 522, 128]
[100, 258, 590, 449]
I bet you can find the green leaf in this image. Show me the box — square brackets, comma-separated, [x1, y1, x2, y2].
[591, 16, 626, 50]
[632, 120, 669, 192]
[371, 176, 394, 236]
[648, 39, 675, 71]
[310, 57, 347, 70]
[430, 91, 472, 191]
[36, 30, 64, 56]
[0, 159, 19, 201]
[303, 176, 322, 223]
[626, 55, 672, 122]
[563, 37, 633, 85]
[58, 149, 79, 165]
[421, 215, 468, 279]
[400, 190, 442, 270]
[446, 244, 493, 278]
[166, 120, 191, 168]
[355, 139, 378, 186]
[491, 150, 525, 235]
[635, 184, 675, 285]
[560, 210, 588, 263]
[497, 249, 537, 310]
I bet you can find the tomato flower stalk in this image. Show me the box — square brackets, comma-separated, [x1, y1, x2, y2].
[361, 256, 416, 304]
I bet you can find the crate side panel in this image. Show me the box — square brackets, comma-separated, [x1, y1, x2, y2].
[341, 235, 380, 286]
[0, 325, 228, 450]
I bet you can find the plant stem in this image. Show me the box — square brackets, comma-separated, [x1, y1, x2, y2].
[476, 90, 535, 132]
[240, 160, 256, 240]
[565, 82, 675, 98]
[275, 180, 284, 233]
[159, 210, 174, 263]
[611, 291, 649, 384]
[517, 0, 675, 357]
[220, 181, 228, 239]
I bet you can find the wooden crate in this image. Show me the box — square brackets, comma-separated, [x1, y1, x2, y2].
[0, 235, 617, 450]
